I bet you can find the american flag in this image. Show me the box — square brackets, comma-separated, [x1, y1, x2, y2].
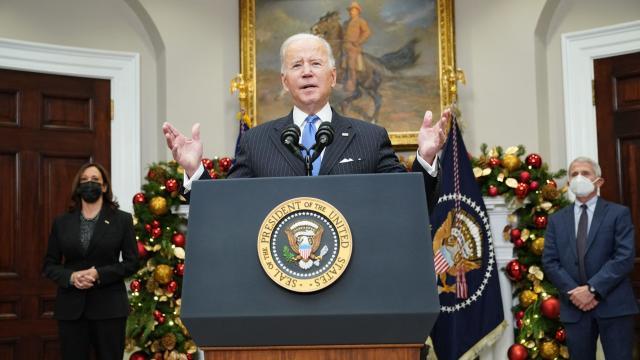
[434, 248, 450, 274]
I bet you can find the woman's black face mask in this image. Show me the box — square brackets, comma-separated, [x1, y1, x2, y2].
[76, 181, 103, 203]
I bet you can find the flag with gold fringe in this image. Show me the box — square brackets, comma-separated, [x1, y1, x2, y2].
[429, 116, 507, 360]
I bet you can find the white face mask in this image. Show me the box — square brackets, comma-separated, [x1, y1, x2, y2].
[569, 174, 597, 197]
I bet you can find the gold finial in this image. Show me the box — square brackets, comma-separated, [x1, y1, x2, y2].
[230, 73, 248, 100]
[442, 65, 466, 103]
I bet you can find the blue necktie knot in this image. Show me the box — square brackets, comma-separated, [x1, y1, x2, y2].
[301, 114, 321, 175]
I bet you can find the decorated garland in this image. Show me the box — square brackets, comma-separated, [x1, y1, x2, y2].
[471, 145, 571, 360]
[126, 157, 232, 360]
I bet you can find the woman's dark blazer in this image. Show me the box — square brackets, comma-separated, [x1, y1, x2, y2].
[43, 205, 138, 320]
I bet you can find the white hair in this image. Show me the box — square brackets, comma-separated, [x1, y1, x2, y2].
[280, 33, 336, 74]
[569, 156, 602, 177]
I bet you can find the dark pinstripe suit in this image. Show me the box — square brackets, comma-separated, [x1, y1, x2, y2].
[199, 109, 439, 210]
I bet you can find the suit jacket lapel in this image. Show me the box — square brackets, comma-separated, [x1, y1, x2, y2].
[67, 211, 84, 257]
[267, 113, 306, 176]
[85, 206, 113, 255]
[319, 110, 355, 175]
[585, 197, 607, 254]
[565, 206, 578, 260]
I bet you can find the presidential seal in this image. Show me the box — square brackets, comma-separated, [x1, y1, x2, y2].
[257, 197, 352, 292]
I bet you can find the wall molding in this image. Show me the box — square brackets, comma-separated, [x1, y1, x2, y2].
[0, 38, 140, 212]
[561, 20, 640, 164]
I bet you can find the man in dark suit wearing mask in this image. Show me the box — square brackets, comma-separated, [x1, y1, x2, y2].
[543, 156, 638, 360]
[162, 33, 450, 204]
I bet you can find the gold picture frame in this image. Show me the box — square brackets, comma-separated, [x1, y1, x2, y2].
[237, 0, 457, 149]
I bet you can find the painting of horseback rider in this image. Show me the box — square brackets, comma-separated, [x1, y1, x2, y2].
[253, 0, 444, 138]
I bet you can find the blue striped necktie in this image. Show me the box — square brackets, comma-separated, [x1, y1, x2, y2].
[301, 115, 321, 176]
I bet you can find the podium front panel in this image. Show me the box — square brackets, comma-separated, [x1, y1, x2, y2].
[181, 173, 439, 346]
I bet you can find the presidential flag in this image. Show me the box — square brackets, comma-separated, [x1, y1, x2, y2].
[429, 116, 506, 360]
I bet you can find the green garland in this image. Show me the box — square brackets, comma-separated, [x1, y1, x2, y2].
[125, 158, 232, 360]
[471, 145, 571, 360]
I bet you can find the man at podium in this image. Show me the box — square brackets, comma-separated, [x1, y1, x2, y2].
[162, 33, 449, 203]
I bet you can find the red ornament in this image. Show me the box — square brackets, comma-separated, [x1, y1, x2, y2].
[529, 180, 540, 191]
[144, 224, 152, 234]
[202, 158, 214, 170]
[133, 192, 146, 205]
[209, 170, 219, 179]
[555, 328, 566, 342]
[515, 310, 525, 320]
[510, 228, 521, 241]
[508, 344, 528, 360]
[218, 157, 233, 172]
[187, 355, 193, 360]
[518, 171, 531, 183]
[130, 351, 149, 360]
[153, 309, 165, 324]
[506, 259, 525, 281]
[151, 227, 162, 239]
[165, 178, 179, 192]
[540, 297, 560, 319]
[516, 319, 523, 329]
[487, 185, 499, 197]
[137, 241, 147, 258]
[166, 280, 178, 293]
[172, 233, 186, 247]
[488, 157, 501, 168]
[130, 279, 141, 292]
[534, 214, 548, 229]
[525, 153, 542, 168]
[174, 263, 185, 277]
[546, 179, 557, 188]
[514, 182, 529, 199]
[513, 238, 525, 248]
[151, 220, 160, 229]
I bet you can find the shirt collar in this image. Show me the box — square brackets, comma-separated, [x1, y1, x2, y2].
[292, 103, 333, 129]
[575, 195, 598, 212]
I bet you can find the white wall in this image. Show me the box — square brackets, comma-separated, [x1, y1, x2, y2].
[455, 0, 640, 171]
[0, 0, 239, 181]
[1, 0, 639, 179]
[541, 0, 640, 170]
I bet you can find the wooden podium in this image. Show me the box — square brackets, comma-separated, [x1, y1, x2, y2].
[201, 344, 423, 360]
[182, 174, 439, 360]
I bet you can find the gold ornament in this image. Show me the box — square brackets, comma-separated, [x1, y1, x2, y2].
[149, 196, 169, 216]
[530, 237, 545, 256]
[150, 340, 162, 352]
[125, 337, 136, 352]
[529, 265, 544, 280]
[505, 177, 518, 188]
[146, 279, 159, 292]
[504, 146, 519, 155]
[154, 264, 173, 284]
[502, 154, 521, 172]
[185, 340, 198, 354]
[519, 289, 538, 308]
[540, 340, 560, 359]
[161, 332, 177, 350]
[541, 184, 560, 201]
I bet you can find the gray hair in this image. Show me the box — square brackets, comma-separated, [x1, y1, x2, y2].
[280, 33, 336, 74]
[569, 156, 602, 177]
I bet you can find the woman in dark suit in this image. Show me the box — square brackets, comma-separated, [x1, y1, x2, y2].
[43, 163, 138, 360]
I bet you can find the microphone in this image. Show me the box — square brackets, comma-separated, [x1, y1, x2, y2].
[314, 121, 335, 149]
[280, 124, 302, 159]
[310, 122, 334, 164]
